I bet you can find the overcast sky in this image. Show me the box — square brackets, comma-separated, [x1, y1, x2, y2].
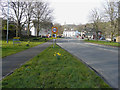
[47, 0, 106, 25]
[0, 0, 109, 25]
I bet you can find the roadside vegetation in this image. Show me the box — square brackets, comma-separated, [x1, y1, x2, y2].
[84, 40, 120, 47]
[2, 44, 110, 88]
[2, 38, 52, 57]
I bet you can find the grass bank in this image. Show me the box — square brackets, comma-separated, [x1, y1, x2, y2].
[84, 40, 120, 47]
[2, 44, 110, 88]
[2, 38, 52, 57]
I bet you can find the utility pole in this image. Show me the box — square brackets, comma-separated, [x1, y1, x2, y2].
[7, 0, 9, 43]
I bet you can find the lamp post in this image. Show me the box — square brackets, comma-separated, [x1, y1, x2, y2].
[7, 0, 9, 43]
[118, 1, 120, 36]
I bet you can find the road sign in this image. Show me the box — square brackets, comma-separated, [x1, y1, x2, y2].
[52, 27, 58, 33]
[52, 27, 58, 48]
[52, 27, 58, 39]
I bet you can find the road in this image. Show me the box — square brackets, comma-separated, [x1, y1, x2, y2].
[56, 38, 118, 88]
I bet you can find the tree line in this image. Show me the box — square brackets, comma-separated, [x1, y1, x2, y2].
[0, 0, 53, 37]
[88, 1, 119, 41]
[50, 1, 120, 41]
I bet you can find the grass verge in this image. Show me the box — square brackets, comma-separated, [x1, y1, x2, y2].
[84, 40, 120, 47]
[2, 44, 110, 88]
[2, 38, 49, 57]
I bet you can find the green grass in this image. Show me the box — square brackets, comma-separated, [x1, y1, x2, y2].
[84, 40, 120, 47]
[2, 37, 53, 57]
[2, 44, 110, 88]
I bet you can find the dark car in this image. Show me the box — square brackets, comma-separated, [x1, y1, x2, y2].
[57, 36, 61, 38]
[42, 36, 48, 38]
[81, 37, 84, 39]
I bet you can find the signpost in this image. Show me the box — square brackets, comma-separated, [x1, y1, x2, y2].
[52, 27, 58, 48]
[13, 37, 21, 45]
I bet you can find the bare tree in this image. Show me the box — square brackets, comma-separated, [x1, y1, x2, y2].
[89, 8, 102, 40]
[40, 20, 53, 29]
[104, 1, 118, 41]
[1, 0, 27, 37]
[25, 1, 34, 36]
[33, 1, 53, 36]
[118, 1, 120, 36]
[76, 24, 84, 32]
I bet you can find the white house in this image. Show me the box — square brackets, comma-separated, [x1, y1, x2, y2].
[62, 24, 81, 37]
[63, 29, 80, 37]
[63, 30, 76, 37]
[30, 23, 51, 36]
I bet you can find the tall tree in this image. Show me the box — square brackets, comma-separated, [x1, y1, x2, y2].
[104, 1, 118, 41]
[33, 1, 53, 36]
[40, 21, 53, 30]
[89, 8, 102, 40]
[1, 0, 27, 37]
[76, 24, 84, 32]
[25, 1, 34, 36]
[118, 1, 120, 36]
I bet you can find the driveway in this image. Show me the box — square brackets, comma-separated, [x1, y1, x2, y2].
[57, 38, 118, 88]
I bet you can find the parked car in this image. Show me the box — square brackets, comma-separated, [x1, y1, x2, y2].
[81, 37, 84, 39]
[42, 36, 48, 38]
[57, 36, 61, 38]
[100, 37, 105, 40]
[113, 37, 116, 42]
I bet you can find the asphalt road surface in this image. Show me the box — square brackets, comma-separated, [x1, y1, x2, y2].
[2, 42, 52, 79]
[57, 38, 118, 88]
